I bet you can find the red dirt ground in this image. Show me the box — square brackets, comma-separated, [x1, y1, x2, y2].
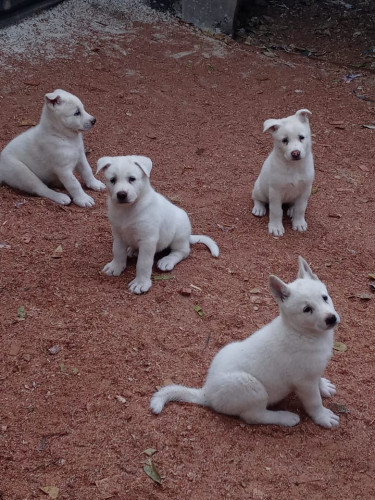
[1, 1, 375, 499]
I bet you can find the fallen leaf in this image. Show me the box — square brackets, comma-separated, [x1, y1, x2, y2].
[146, 132, 157, 139]
[144, 459, 162, 485]
[357, 293, 372, 300]
[179, 287, 192, 297]
[152, 274, 174, 281]
[115, 395, 127, 404]
[17, 305, 27, 320]
[333, 341, 347, 353]
[20, 118, 37, 127]
[194, 305, 204, 317]
[39, 486, 59, 499]
[143, 448, 157, 457]
[249, 288, 261, 294]
[368, 274, 375, 280]
[361, 124, 375, 130]
[332, 402, 349, 414]
[0, 243, 11, 249]
[311, 186, 319, 194]
[51, 245, 63, 259]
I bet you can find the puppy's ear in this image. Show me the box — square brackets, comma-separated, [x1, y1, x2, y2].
[295, 109, 312, 123]
[269, 275, 290, 302]
[297, 256, 318, 280]
[132, 156, 152, 178]
[45, 90, 63, 107]
[263, 119, 281, 134]
[97, 157, 112, 174]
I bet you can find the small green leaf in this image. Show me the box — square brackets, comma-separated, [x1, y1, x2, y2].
[153, 275, 175, 281]
[194, 305, 204, 317]
[144, 448, 157, 457]
[144, 459, 162, 484]
[59, 363, 67, 372]
[17, 306, 27, 319]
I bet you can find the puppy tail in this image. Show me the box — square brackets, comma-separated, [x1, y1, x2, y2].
[190, 235, 219, 257]
[150, 385, 206, 414]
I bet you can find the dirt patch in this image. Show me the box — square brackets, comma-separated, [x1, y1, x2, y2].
[0, 1, 374, 499]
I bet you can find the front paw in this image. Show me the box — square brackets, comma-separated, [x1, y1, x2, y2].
[312, 407, 339, 429]
[252, 201, 267, 217]
[102, 260, 126, 276]
[87, 179, 106, 191]
[292, 219, 308, 232]
[129, 277, 152, 294]
[268, 222, 285, 236]
[157, 256, 176, 271]
[53, 192, 71, 205]
[320, 378, 336, 398]
[73, 192, 95, 207]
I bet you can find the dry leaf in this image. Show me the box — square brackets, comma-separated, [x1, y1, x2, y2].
[333, 341, 347, 353]
[39, 486, 59, 499]
[144, 459, 162, 484]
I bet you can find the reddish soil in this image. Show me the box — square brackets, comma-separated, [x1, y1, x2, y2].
[1, 1, 375, 499]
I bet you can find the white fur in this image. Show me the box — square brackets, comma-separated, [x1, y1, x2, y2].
[151, 257, 340, 429]
[0, 89, 105, 206]
[97, 155, 219, 294]
[252, 109, 314, 236]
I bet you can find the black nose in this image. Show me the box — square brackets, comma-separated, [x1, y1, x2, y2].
[325, 314, 337, 327]
[117, 191, 128, 202]
[91, 117, 96, 125]
[291, 150, 300, 159]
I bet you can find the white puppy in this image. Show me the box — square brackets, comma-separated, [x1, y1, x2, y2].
[252, 109, 314, 236]
[97, 155, 219, 294]
[0, 89, 105, 206]
[151, 257, 340, 429]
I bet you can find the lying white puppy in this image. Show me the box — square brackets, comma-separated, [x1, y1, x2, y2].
[97, 155, 219, 294]
[151, 257, 340, 429]
[252, 109, 314, 236]
[0, 89, 105, 206]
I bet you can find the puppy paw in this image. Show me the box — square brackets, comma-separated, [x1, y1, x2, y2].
[53, 192, 71, 205]
[276, 411, 300, 427]
[157, 256, 176, 271]
[73, 193, 95, 207]
[268, 223, 285, 236]
[129, 278, 152, 294]
[287, 206, 294, 218]
[126, 247, 138, 258]
[87, 179, 106, 191]
[312, 407, 339, 429]
[252, 202, 267, 217]
[320, 377, 336, 398]
[292, 219, 308, 232]
[102, 260, 126, 276]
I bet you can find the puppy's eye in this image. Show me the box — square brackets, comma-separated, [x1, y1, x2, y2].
[299, 135, 305, 141]
[129, 176, 136, 183]
[282, 138, 288, 144]
[303, 305, 313, 314]
[74, 110, 81, 116]
[110, 177, 116, 184]
[322, 295, 329, 302]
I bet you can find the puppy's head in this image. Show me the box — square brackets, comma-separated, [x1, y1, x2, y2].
[269, 256, 340, 335]
[264, 109, 312, 162]
[96, 155, 152, 205]
[44, 89, 96, 133]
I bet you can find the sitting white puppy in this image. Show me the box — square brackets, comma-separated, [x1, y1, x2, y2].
[97, 155, 219, 294]
[0, 89, 105, 206]
[252, 109, 314, 236]
[151, 257, 340, 429]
